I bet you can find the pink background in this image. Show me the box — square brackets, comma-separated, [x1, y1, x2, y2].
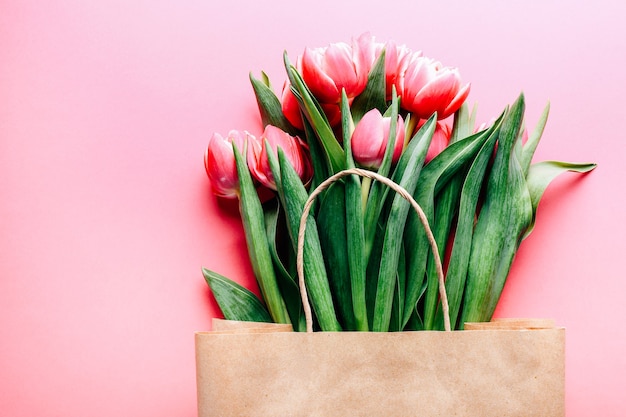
[2, 1, 625, 415]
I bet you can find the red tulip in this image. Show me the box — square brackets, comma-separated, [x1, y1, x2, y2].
[351, 109, 405, 169]
[281, 83, 305, 130]
[397, 53, 470, 120]
[300, 34, 373, 104]
[204, 130, 249, 198]
[247, 125, 312, 190]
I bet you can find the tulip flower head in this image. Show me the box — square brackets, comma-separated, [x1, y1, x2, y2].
[397, 54, 470, 120]
[300, 34, 373, 104]
[204, 130, 250, 199]
[351, 109, 405, 169]
[247, 125, 312, 191]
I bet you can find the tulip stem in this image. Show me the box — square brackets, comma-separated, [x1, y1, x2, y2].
[405, 113, 419, 146]
[361, 176, 372, 213]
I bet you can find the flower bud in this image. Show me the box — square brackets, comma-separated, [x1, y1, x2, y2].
[204, 130, 249, 198]
[247, 125, 312, 190]
[351, 109, 405, 169]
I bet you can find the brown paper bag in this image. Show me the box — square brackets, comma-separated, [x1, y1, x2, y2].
[196, 320, 564, 416]
[196, 169, 565, 416]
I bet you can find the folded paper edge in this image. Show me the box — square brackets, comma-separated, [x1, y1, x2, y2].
[464, 318, 557, 330]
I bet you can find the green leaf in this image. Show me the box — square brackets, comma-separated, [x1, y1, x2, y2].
[450, 102, 478, 144]
[402, 126, 493, 328]
[421, 103, 482, 330]
[264, 200, 306, 331]
[388, 242, 407, 332]
[523, 160, 597, 238]
[434, 126, 500, 330]
[422, 167, 464, 330]
[403, 305, 425, 331]
[317, 181, 357, 329]
[342, 91, 369, 330]
[301, 116, 330, 191]
[232, 144, 291, 324]
[249, 72, 298, 134]
[202, 268, 272, 323]
[370, 116, 435, 332]
[520, 101, 550, 175]
[266, 145, 341, 331]
[350, 50, 387, 123]
[461, 93, 533, 325]
[284, 53, 345, 174]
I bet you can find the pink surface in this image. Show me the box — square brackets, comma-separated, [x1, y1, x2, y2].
[1, 1, 624, 415]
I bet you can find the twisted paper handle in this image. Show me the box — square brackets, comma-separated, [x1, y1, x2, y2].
[297, 168, 451, 333]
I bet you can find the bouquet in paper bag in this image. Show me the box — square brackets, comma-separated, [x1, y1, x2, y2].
[202, 33, 595, 332]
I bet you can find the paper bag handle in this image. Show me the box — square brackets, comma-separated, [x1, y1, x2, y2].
[297, 168, 451, 332]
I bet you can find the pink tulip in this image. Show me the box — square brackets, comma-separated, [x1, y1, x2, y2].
[374, 40, 417, 101]
[416, 120, 452, 163]
[204, 130, 249, 198]
[300, 34, 373, 104]
[351, 109, 405, 169]
[247, 125, 312, 190]
[397, 54, 470, 120]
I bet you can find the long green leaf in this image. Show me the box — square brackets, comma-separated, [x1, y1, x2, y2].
[249, 72, 298, 134]
[401, 126, 493, 327]
[317, 181, 357, 329]
[422, 105, 478, 330]
[266, 146, 341, 331]
[422, 168, 464, 330]
[342, 91, 369, 330]
[284, 53, 345, 174]
[202, 268, 272, 323]
[264, 200, 306, 331]
[520, 102, 550, 175]
[233, 144, 290, 324]
[433, 127, 499, 330]
[371, 117, 435, 332]
[461, 93, 533, 325]
[301, 116, 329, 191]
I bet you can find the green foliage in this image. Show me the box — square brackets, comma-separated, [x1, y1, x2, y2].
[203, 48, 596, 333]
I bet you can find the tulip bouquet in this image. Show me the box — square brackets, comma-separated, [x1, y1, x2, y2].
[202, 34, 595, 332]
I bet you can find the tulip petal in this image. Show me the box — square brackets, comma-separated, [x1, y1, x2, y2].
[280, 82, 305, 130]
[413, 71, 461, 119]
[323, 42, 359, 98]
[442, 82, 471, 119]
[301, 47, 340, 103]
[424, 122, 452, 163]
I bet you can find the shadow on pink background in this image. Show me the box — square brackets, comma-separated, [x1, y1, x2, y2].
[1, 1, 625, 415]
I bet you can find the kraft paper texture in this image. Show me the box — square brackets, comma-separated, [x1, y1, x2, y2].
[195, 319, 564, 417]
